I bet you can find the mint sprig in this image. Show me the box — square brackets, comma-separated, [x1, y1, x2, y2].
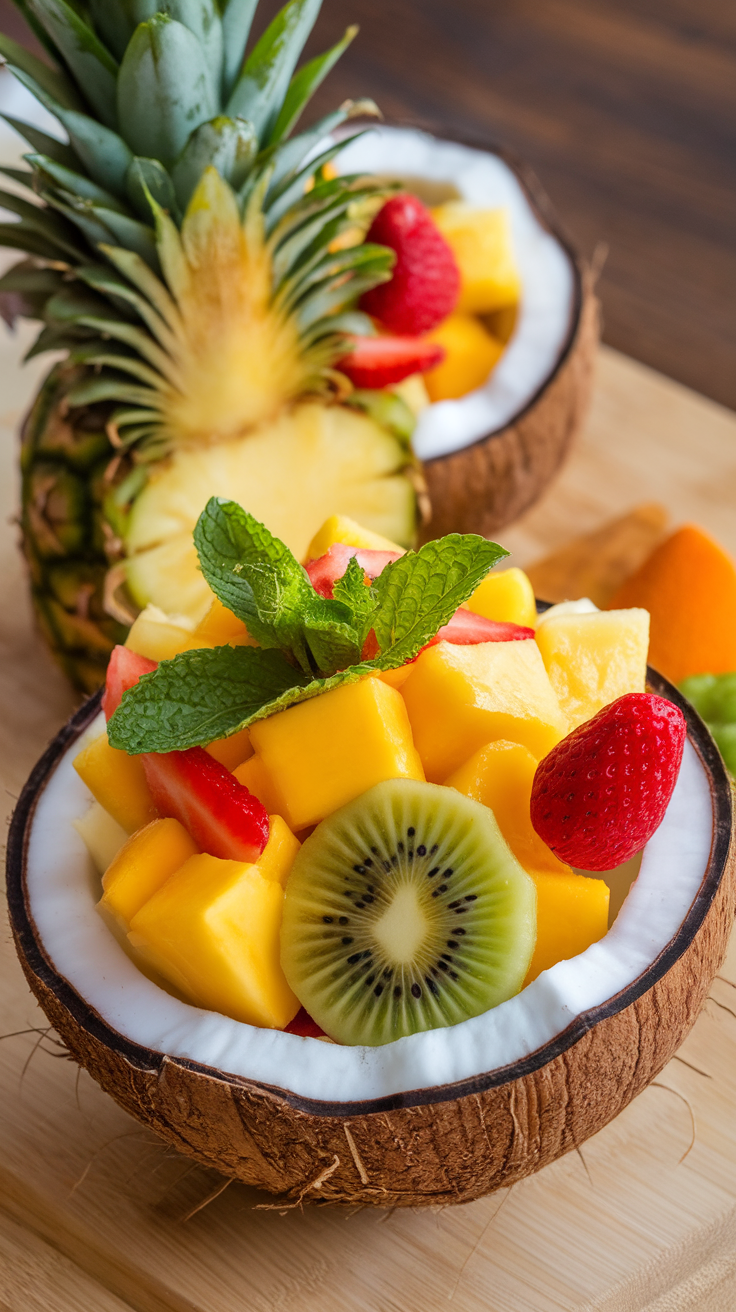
[108, 499, 508, 755]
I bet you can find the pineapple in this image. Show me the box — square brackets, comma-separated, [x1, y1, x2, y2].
[0, 0, 419, 691]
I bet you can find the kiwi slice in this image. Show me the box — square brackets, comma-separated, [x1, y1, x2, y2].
[280, 778, 537, 1047]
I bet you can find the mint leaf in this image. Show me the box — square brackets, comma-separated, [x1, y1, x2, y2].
[333, 555, 377, 644]
[107, 646, 310, 754]
[370, 534, 508, 667]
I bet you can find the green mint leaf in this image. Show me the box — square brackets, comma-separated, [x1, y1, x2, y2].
[301, 597, 363, 674]
[333, 554, 377, 643]
[107, 646, 310, 754]
[371, 534, 509, 667]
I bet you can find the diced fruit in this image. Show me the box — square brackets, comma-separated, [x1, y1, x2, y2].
[337, 335, 445, 390]
[531, 693, 687, 870]
[193, 596, 256, 647]
[285, 1009, 327, 1038]
[125, 606, 210, 663]
[305, 543, 404, 598]
[679, 672, 736, 776]
[446, 740, 570, 876]
[255, 815, 301, 888]
[466, 567, 537, 631]
[430, 609, 533, 647]
[423, 313, 504, 402]
[102, 645, 157, 721]
[430, 203, 521, 313]
[128, 854, 300, 1029]
[74, 732, 158, 833]
[305, 514, 404, 562]
[205, 726, 254, 772]
[524, 872, 610, 985]
[379, 665, 414, 690]
[401, 640, 568, 782]
[233, 755, 284, 820]
[98, 818, 199, 934]
[142, 748, 269, 862]
[249, 676, 425, 830]
[535, 608, 650, 729]
[74, 802, 128, 876]
[608, 524, 736, 684]
[360, 194, 460, 334]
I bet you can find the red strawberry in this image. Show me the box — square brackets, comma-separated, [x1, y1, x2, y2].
[337, 334, 444, 389]
[305, 544, 404, 598]
[431, 609, 534, 646]
[530, 693, 687, 871]
[102, 645, 157, 721]
[285, 1008, 327, 1039]
[142, 748, 269, 862]
[360, 194, 460, 334]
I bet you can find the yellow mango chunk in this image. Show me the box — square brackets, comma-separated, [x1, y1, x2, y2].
[125, 605, 212, 662]
[401, 641, 568, 782]
[446, 740, 569, 876]
[257, 815, 301, 887]
[524, 872, 610, 984]
[535, 608, 650, 729]
[249, 676, 425, 830]
[98, 817, 198, 934]
[128, 854, 300, 1029]
[424, 313, 504, 402]
[205, 726, 254, 771]
[466, 567, 537, 630]
[379, 664, 414, 691]
[431, 203, 521, 313]
[233, 754, 284, 818]
[305, 514, 404, 562]
[194, 596, 257, 647]
[74, 732, 157, 833]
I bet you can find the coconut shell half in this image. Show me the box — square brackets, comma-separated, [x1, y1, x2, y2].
[6, 672, 734, 1209]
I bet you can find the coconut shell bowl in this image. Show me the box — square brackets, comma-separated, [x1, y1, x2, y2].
[6, 666, 734, 1210]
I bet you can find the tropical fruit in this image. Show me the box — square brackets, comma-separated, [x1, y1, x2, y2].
[430, 204, 521, 314]
[424, 313, 504, 401]
[535, 606, 650, 729]
[98, 816, 198, 935]
[465, 566, 537, 630]
[73, 730, 156, 833]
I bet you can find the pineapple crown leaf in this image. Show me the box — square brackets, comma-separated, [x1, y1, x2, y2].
[107, 499, 509, 755]
[269, 23, 358, 144]
[226, 0, 322, 143]
[0, 27, 82, 109]
[23, 0, 120, 127]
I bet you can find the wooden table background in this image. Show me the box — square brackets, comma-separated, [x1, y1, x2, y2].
[1, 0, 735, 411]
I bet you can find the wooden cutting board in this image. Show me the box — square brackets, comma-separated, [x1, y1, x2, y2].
[2, 329, 736, 1312]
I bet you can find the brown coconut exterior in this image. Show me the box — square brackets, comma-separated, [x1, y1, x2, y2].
[7, 674, 734, 1209]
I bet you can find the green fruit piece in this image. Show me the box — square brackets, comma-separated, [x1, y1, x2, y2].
[711, 723, 736, 777]
[280, 778, 537, 1047]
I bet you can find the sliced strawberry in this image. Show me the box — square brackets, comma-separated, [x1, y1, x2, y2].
[431, 610, 534, 646]
[336, 334, 444, 390]
[285, 1008, 327, 1039]
[102, 645, 157, 722]
[305, 544, 404, 599]
[360, 194, 460, 334]
[142, 748, 269, 862]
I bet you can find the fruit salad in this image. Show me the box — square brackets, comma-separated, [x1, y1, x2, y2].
[73, 504, 686, 1047]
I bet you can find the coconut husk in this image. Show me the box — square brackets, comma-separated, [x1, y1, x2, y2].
[7, 674, 734, 1208]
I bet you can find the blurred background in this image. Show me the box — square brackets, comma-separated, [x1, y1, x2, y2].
[1, 0, 734, 408]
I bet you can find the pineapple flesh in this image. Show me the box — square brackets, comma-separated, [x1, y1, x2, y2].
[0, 0, 419, 690]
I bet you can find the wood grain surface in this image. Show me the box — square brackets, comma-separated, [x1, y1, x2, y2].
[1, 0, 733, 411]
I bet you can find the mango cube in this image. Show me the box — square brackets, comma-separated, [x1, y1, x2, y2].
[535, 608, 650, 729]
[446, 740, 569, 876]
[249, 675, 424, 829]
[205, 725, 254, 772]
[98, 817, 198, 934]
[424, 313, 504, 402]
[233, 754, 284, 818]
[524, 872, 610, 984]
[305, 514, 404, 562]
[194, 596, 256, 647]
[430, 203, 521, 313]
[466, 567, 537, 630]
[256, 815, 301, 887]
[128, 853, 300, 1028]
[73, 732, 157, 833]
[401, 640, 568, 782]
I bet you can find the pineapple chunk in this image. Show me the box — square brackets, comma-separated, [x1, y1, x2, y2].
[73, 733, 157, 833]
[466, 567, 537, 630]
[400, 640, 568, 782]
[305, 514, 404, 562]
[249, 676, 425, 830]
[74, 802, 128, 876]
[205, 726, 254, 772]
[98, 818, 198, 935]
[535, 608, 650, 729]
[125, 605, 211, 662]
[424, 313, 504, 402]
[446, 740, 569, 876]
[128, 854, 300, 1029]
[431, 203, 521, 313]
[524, 872, 610, 984]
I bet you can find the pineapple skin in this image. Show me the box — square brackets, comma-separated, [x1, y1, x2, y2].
[20, 364, 127, 693]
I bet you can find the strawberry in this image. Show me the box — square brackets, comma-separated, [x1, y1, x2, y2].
[142, 748, 269, 862]
[102, 645, 157, 721]
[337, 334, 444, 390]
[360, 194, 460, 334]
[431, 609, 534, 646]
[530, 693, 687, 871]
[285, 1008, 327, 1039]
[305, 544, 404, 598]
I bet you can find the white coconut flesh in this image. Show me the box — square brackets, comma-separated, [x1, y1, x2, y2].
[336, 126, 576, 462]
[25, 711, 712, 1105]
